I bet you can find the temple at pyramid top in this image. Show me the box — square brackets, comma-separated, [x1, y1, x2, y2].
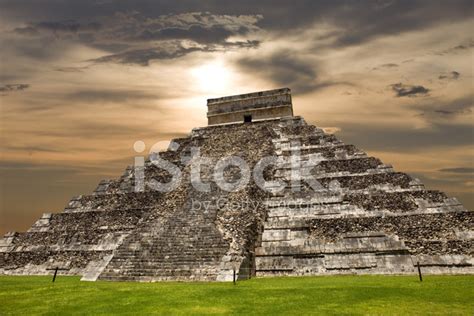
[207, 87, 294, 125]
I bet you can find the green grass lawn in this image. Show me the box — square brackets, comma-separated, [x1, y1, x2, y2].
[0, 275, 473, 315]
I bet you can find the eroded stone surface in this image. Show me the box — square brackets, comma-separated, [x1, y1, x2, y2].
[255, 117, 473, 276]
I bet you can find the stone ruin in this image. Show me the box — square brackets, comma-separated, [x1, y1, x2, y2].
[0, 88, 472, 281]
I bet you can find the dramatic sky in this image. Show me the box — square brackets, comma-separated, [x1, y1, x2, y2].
[0, 0, 473, 234]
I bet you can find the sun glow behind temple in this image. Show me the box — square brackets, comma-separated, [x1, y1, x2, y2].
[191, 60, 233, 94]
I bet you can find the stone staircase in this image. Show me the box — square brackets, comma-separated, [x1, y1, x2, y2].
[255, 117, 473, 276]
[99, 196, 230, 281]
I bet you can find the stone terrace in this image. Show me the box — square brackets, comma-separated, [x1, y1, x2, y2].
[255, 117, 472, 276]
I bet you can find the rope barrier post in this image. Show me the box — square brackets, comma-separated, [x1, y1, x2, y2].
[52, 267, 59, 283]
[417, 261, 423, 282]
[46, 267, 69, 283]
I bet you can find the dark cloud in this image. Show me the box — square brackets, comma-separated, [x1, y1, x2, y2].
[237, 51, 319, 94]
[222, 40, 260, 49]
[53, 66, 89, 72]
[138, 24, 248, 44]
[36, 20, 80, 33]
[287, 0, 473, 49]
[338, 122, 473, 152]
[238, 0, 472, 49]
[436, 40, 474, 55]
[89, 42, 131, 53]
[104, 11, 262, 45]
[4, 145, 63, 154]
[12, 26, 39, 36]
[66, 89, 158, 103]
[416, 97, 472, 119]
[89, 46, 203, 66]
[453, 42, 474, 50]
[5, 1, 472, 64]
[433, 108, 470, 116]
[0, 160, 78, 171]
[159, 1, 472, 51]
[10, 11, 262, 64]
[170, 1, 473, 43]
[372, 63, 398, 70]
[439, 167, 474, 173]
[13, 12, 256, 43]
[35, 20, 101, 33]
[90, 40, 259, 66]
[0, 84, 30, 94]
[439, 71, 460, 80]
[390, 83, 430, 97]
[435, 110, 458, 115]
[15, 21, 78, 34]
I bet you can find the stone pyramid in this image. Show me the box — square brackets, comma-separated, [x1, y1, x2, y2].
[1, 88, 472, 281]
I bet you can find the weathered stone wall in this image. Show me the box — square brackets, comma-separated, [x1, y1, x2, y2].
[0, 250, 112, 274]
[310, 212, 473, 254]
[207, 88, 293, 125]
[255, 116, 473, 276]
